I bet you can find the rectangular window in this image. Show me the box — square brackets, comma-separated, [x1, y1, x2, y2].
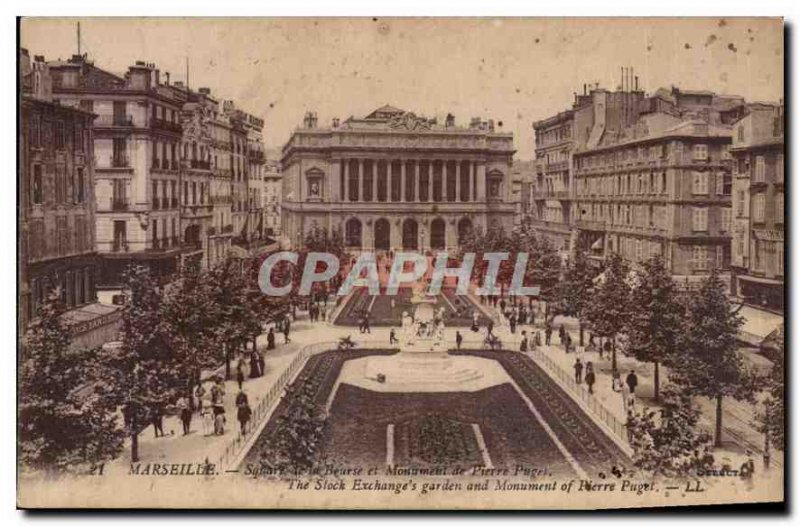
[74, 124, 84, 152]
[776, 154, 784, 183]
[693, 144, 708, 161]
[736, 190, 746, 217]
[112, 138, 127, 167]
[721, 207, 731, 232]
[754, 239, 764, 272]
[776, 192, 784, 223]
[692, 246, 709, 271]
[54, 120, 65, 149]
[113, 101, 127, 125]
[755, 156, 766, 182]
[692, 207, 708, 231]
[32, 164, 43, 204]
[74, 167, 84, 204]
[777, 244, 784, 276]
[753, 193, 766, 222]
[692, 171, 708, 195]
[56, 216, 68, 255]
[30, 115, 41, 147]
[113, 221, 127, 252]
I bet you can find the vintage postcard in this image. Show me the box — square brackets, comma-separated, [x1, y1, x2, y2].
[17, 17, 784, 509]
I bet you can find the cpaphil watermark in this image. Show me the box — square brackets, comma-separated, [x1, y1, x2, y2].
[257, 251, 540, 297]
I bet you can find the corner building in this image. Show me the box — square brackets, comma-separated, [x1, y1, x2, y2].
[280, 106, 516, 252]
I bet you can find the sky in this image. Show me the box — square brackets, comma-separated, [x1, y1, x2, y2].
[20, 17, 784, 159]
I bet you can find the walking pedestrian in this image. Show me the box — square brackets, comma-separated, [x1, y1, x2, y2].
[456, 330, 463, 351]
[267, 328, 276, 350]
[202, 406, 214, 436]
[534, 331, 542, 347]
[519, 331, 528, 353]
[389, 328, 399, 345]
[545, 325, 552, 345]
[573, 358, 583, 384]
[193, 383, 206, 413]
[257, 352, 265, 378]
[363, 316, 371, 334]
[585, 362, 596, 394]
[558, 324, 566, 343]
[236, 364, 245, 391]
[625, 370, 639, 395]
[283, 321, 291, 343]
[213, 403, 226, 435]
[509, 317, 517, 334]
[178, 396, 192, 435]
[236, 390, 251, 435]
[611, 371, 623, 392]
[150, 402, 164, 438]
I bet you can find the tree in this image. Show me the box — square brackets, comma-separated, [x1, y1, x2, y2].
[671, 269, 755, 447]
[555, 246, 598, 345]
[258, 381, 326, 473]
[585, 253, 632, 373]
[160, 263, 222, 404]
[206, 257, 264, 378]
[626, 255, 686, 401]
[513, 224, 562, 318]
[755, 339, 784, 465]
[626, 386, 713, 478]
[103, 265, 181, 462]
[19, 292, 123, 473]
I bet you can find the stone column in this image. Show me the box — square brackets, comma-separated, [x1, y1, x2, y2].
[427, 162, 433, 202]
[400, 160, 406, 202]
[477, 162, 486, 202]
[440, 161, 447, 202]
[343, 160, 350, 201]
[415, 160, 422, 202]
[358, 159, 364, 202]
[372, 160, 378, 202]
[465, 162, 471, 201]
[456, 162, 462, 202]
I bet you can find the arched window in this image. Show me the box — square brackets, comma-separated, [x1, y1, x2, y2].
[457, 217, 473, 244]
[430, 218, 446, 250]
[345, 218, 362, 248]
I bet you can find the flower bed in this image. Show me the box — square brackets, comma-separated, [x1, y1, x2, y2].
[451, 349, 633, 474]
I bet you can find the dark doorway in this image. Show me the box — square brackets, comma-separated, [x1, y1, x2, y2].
[374, 218, 390, 251]
[402, 219, 418, 251]
[431, 218, 446, 250]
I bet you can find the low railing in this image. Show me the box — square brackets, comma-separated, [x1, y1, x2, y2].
[529, 347, 628, 444]
[216, 341, 338, 472]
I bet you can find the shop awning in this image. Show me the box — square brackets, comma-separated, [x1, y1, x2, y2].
[737, 305, 784, 346]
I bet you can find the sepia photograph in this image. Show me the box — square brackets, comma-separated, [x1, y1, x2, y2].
[15, 15, 785, 510]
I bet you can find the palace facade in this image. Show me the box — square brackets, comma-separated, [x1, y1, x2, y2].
[280, 106, 516, 252]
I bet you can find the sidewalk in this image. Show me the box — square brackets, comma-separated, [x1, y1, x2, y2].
[488, 311, 783, 470]
[104, 312, 417, 474]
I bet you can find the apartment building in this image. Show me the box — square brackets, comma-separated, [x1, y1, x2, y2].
[574, 116, 734, 285]
[20, 50, 121, 348]
[730, 103, 784, 313]
[47, 55, 186, 297]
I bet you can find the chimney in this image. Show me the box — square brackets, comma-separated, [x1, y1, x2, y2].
[135, 60, 145, 66]
[635, 76, 639, 91]
[199, 87, 211, 95]
[165, 72, 170, 85]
